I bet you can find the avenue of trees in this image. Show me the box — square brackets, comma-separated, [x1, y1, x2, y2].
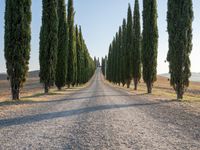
[106, 0, 193, 100]
[4, 0, 95, 100]
[3, 0, 194, 100]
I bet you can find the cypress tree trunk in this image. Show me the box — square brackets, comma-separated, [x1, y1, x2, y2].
[167, 0, 193, 100]
[147, 81, 152, 94]
[177, 85, 184, 100]
[44, 83, 49, 94]
[134, 78, 138, 90]
[127, 80, 131, 89]
[4, 0, 32, 100]
[142, 0, 158, 94]
[39, 0, 58, 94]
[11, 80, 20, 100]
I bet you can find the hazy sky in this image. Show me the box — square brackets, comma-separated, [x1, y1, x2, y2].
[0, 0, 199, 74]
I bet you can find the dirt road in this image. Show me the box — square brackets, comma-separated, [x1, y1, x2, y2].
[0, 69, 199, 150]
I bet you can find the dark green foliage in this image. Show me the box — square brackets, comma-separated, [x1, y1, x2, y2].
[97, 58, 100, 67]
[67, 0, 76, 87]
[107, 44, 112, 82]
[121, 19, 127, 86]
[107, 19, 127, 87]
[39, 0, 58, 93]
[78, 27, 95, 84]
[55, 0, 68, 90]
[118, 27, 123, 85]
[94, 57, 97, 68]
[132, 0, 141, 90]
[75, 25, 82, 85]
[101, 57, 105, 76]
[73, 26, 77, 86]
[78, 27, 85, 84]
[167, 0, 193, 99]
[125, 4, 133, 88]
[4, 0, 32, 100]
[142, 0, 158, 93]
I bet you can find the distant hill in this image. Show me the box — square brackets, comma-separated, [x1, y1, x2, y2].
[160, 72, 200, 82]
[0, 70, 39, 81]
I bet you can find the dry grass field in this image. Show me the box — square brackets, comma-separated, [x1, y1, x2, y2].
[0, 73, 200, 117]
[107, 76, 200, 102]
[0, 73, 89, 117]
[1, 73, 200, 103]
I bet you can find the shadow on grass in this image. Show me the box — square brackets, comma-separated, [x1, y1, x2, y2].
[0, 92, 63, 107]
[22, 92, 61, 99]
[0, 101, 174, 127]
[135, 93, 150, 96]
[0, 93, 130, 107]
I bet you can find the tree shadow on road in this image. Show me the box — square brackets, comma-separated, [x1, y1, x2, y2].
[0, 94, 131, 107]
[0, 100, 174, 128]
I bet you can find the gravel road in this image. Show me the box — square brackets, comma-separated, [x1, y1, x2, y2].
[0, 69, 199, 150]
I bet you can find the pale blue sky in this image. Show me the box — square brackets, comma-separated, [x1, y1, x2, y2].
[0, 0, 199, 74]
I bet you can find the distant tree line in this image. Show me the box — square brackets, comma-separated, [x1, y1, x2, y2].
[101, 56, 107, 76]
[94, 57, 100, 68]
[4, 0, 95, 100]
[105, 0, 193, 100]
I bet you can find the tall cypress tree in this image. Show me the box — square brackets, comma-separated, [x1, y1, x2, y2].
[67, 0, 76, 88]
[112, 36, 117, 84]
[79, 26, 85, 84]
[132, 0, 141, 90]
[107, 44, 112, 82]
[55, 0, 68, 90]
[142, 0, 158, 93]
[4, 0, 32, 100]
[39, 0, 58, 93]
[75, 25, 82, 85]
[72, 26, 77, 87]
[125, 4, 133, 88]
[121, 19, 127, 86]
[118, 27, 122, 85]
[101, 57, 105, 75]
[167, 0, 193, 100]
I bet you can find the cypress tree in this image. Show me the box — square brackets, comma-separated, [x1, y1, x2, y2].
[110, 42, 115, 82]
[117, 27, 122, 85]
[112, 37, 117, 83]
[4, 0, 32, 100]
[94, 57, 97, 68]
[107, 44, 112, 82]
[101, 57, 105, 75]
[79, 26, 85, 84]
[121, 19, 127, 86]
[142, 0, 158, 93]
[72, 26, 77, 87]
[132, 0, 141, 90]
[75, 25, 82, 85]
[82, 42, 88, 83]
[67, 0, 76, 87]
[39, 0, 58, 93]
[167, 0, 193, 100]
[125, 4, 133, 88]
[55, 0, 68, 90]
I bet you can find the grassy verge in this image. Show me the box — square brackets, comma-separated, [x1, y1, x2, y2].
[104, 76, 200, 103]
